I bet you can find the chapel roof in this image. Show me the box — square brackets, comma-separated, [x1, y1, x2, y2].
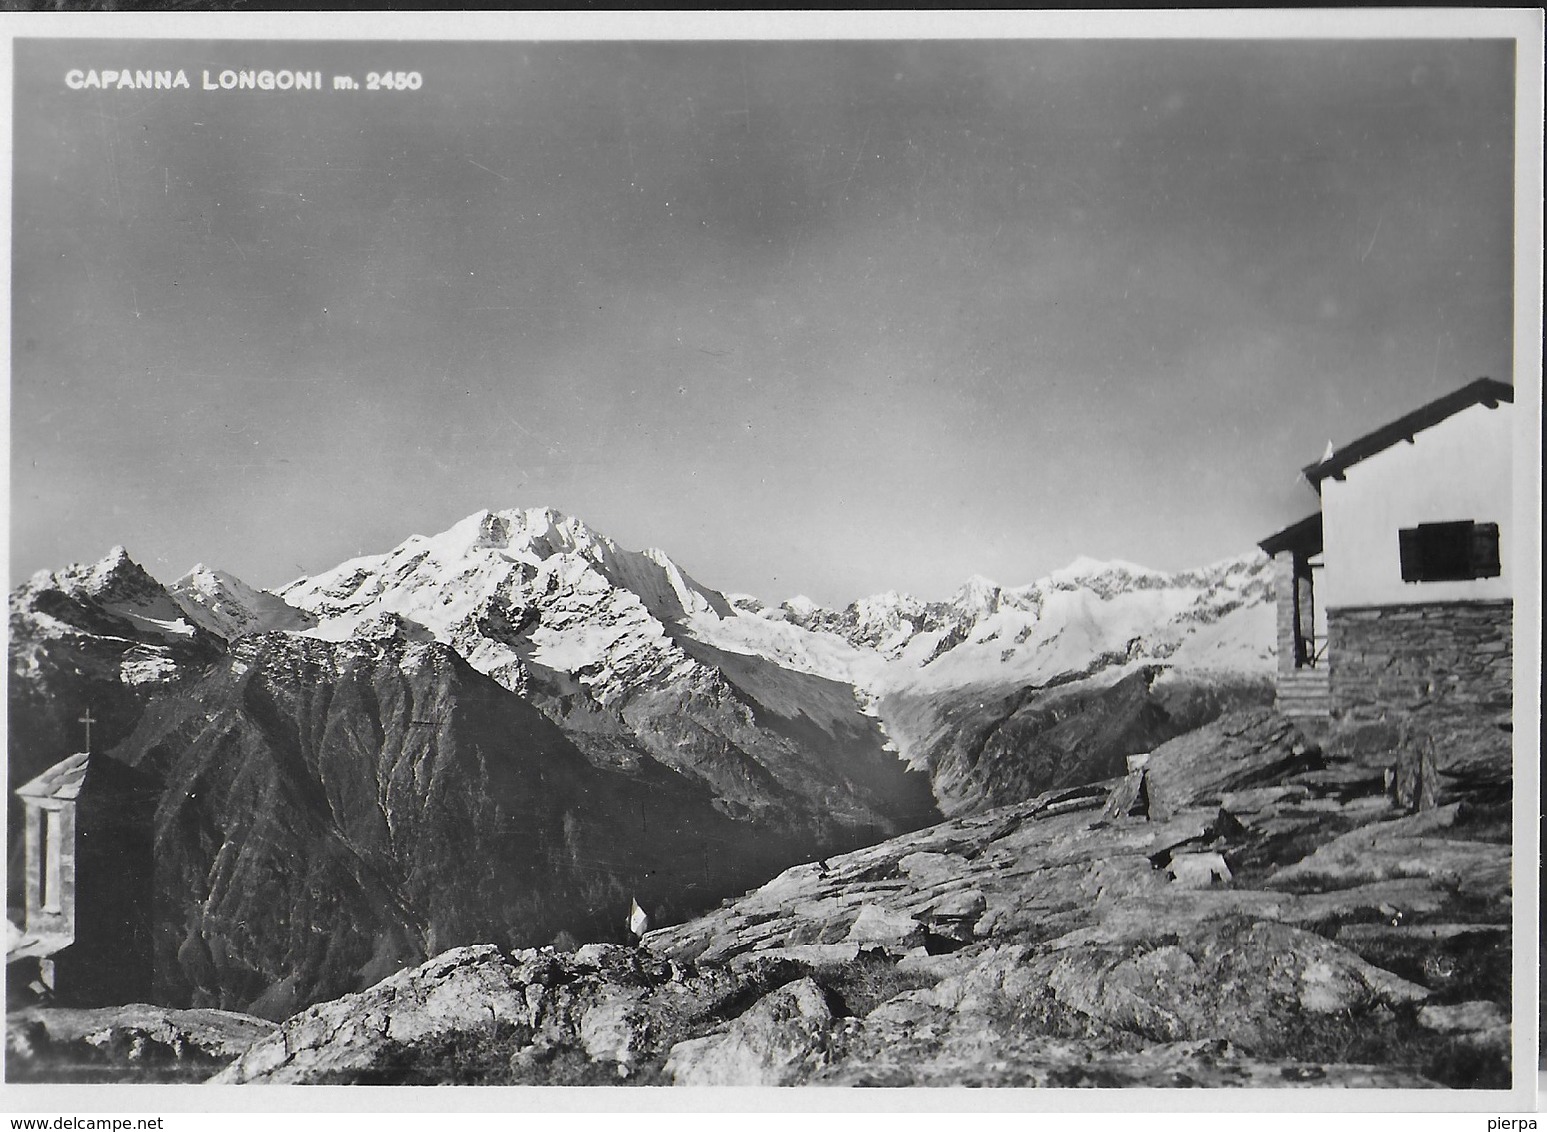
[15, 752, 91, 802]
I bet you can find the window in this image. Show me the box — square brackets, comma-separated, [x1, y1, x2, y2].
[42, 809, 62, 913]
[1398, 521, 1501, 583]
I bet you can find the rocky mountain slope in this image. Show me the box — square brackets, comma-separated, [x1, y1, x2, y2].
[275, 508, 940, 839]
[271, 507, 1276, 820]
[188, 709, 1511, 1088]
[7, 550, 223, 909]
[12, 508, 1276, 833]
[878, 665, 1271, 817]
[104, 631, 820, 1018]
[8, 506, 1280, 1022]
[694, 545, 1277, 814]
[8, 548, 222, 781]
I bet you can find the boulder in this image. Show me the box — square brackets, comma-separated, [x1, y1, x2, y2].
[1265, 804, 1511, 898]
[844, 904, 926, 951]
[918, 889, 988, 943]
[815, 1008, 1440, 1089]
[971, 919, 1429, 1053]
[1103, 769, 1151, 820]
[578, 991, 653, 1069]
[1144, 711, 1321, 820]
[729, 943, 860, 969]
[1388, 717, 1511, 812]
[1165, 852, 1232, 889]
[897, 852, 960, 884]
[664, 977, 841, 1086]
[210, 945, 534, 1084]
[1325, 720, 1402, 765]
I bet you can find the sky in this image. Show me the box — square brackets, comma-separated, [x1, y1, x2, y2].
[7, 35, 1520, 606]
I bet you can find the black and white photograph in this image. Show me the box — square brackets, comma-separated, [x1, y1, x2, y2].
[2, 12, 1540, 1109]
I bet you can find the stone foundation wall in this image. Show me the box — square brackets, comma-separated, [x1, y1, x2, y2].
[1327, 600, 1512, 723]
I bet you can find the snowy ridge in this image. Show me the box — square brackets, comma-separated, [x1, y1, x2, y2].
[692, 551, 1274, 695]
[15, 510, 1275, 768]
[263, 509, 1275, 706]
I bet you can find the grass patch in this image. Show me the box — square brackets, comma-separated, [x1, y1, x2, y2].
[1259, 1006, 1508, 1089]
[1339, 934, 1510, 1005]
[820, 950, 939, 1017]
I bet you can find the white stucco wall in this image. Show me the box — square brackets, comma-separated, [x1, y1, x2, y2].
[1320, 400, 1512, 609]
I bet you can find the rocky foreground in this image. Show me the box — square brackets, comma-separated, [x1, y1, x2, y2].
[5, 1004, 275, 1083]
[13, 708, 1493, 1088]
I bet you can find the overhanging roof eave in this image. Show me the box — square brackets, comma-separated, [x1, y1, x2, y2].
[1258, 512, 1323, 557]
[1302, 377, 1513, 487]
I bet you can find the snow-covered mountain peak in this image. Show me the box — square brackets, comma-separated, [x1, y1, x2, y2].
[845, 590, 931, 632]
[84, 545, 162, 601]
[37, 545, 177, 614]
[1176, 550, 1273, 586]
[1036, 552, 1275, 599]
[97, 543, 134, 570]
[1042, 555, 1165, 592]
[169, 564, 316, 640]
[853, 589, 919, 612]
[1058, 553, 1143, 575]
[273, 506, 739, 704]
[405, 509, 734, 626]
[496, 506, 603, 555]
[17, 546, 199, 643]
[781, 595, 821, 619]
[950, 574, 1003, 617]
[416, 506, 606, 564]
[175, 563, 253, 597]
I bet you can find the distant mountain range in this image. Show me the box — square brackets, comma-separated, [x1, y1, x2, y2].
[7, 507, 1274, 1015]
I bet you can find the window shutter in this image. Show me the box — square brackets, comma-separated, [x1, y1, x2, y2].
[1470, 522, 1501, 578]
[1400, 521, 1501, 582]
[1398, 527, 1423, 582]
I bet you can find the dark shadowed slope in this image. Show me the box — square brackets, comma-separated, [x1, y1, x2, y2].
[878, 666, 1273, 816]
[106, 631, 817, 1017]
